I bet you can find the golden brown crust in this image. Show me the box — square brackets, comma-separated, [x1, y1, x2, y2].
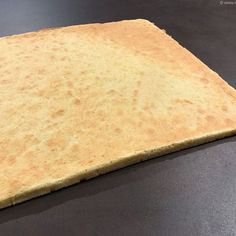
[0, 19, 236, 209]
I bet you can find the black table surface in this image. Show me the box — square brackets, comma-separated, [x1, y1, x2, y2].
[0, 0, 236, 235]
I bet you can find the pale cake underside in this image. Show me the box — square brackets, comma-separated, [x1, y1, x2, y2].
[0, 19, 236, 209]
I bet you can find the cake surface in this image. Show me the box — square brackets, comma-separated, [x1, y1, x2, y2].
[0, 19, 236, 209]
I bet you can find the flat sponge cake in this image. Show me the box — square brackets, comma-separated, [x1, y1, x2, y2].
[0, 19, 236, 209]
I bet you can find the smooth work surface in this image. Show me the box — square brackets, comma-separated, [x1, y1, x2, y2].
[0, 0, 235, 235]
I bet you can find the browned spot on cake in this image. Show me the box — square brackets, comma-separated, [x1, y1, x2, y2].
[0, 152, 6, 163]
[54, 159, 65, 166]
[51, 80, 61, 88]
[38, 68, 46, 75]
[126, 117, 136, 126]
[1, 79, 11, 85]
[46, 122, 58, 129]
[132, 98, 137, 109]
[132, 89, 139, 109]
[24, 150, 35, 160]
[19, 84, 31, 91]
[84, 85, 91, 91]
[24, 75, 31, 80]
[43, 163, 51, 171]
[114, 128, 122, 133]
[8, 156, 16, 165]
[99, 116, 106, 122]
[24, 55, 31, 59]
[86, 159, 94, 164]
[67, 90, 73, 96]
[6, 108, 17, 116]
[24, 134, 34, 141]
[222, 86, 236, 99]
[52, 47, 59, 51]
[112, 97, 123, 105]
[85, 110, 93, 116]
[97, 110, 105, 120]
[145, 128, 155, 136]
[74, 98, 81, 105]
[67, 81, 73, 88]
[133, 89, 138, 97]
[224, 118, 233, 125]
[29, 165, 44, 178]
[46, 136, 66, 150]
[71, 144, 80, 153]
[60, 56, 66, 61]
[117, 109, 124, 116]
[205, 115, 215, 122]
[28, 104, 40, 113]
[221, 105, 228, 112]
[58, 41, 65, 45]
[50, 55, 56, 60]
[9, 179, 21, 192]
[52, 109, 65, 118]
[136, 80, 142, 87]
[138, 121, 144, 127]
[200, 77, 209, 84]
[24, 134, 39, 144]
[197, 107, 205, 114]
[107, 89, 116, 95]
[37, 89, 45, 97]
[175, 99, 193, 105]
[143, 105, 150, 111]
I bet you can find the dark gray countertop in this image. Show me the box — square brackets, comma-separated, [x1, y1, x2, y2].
[0, 0, 235, 235]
